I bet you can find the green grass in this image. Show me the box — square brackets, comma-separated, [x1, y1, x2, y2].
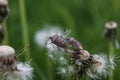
[7, 0, 120, 80]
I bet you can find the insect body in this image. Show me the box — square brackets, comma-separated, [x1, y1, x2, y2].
[49, 34, 67, 48]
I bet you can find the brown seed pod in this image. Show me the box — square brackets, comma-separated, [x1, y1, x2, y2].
[104, 21, 117, 41]
[79, 50, 90, 60]
[0, 0, 8, 6]
[0, 0, 9, 23]
[0, 45, 17, 72]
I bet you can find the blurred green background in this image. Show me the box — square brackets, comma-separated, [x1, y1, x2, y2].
[6, 0, 120, 80]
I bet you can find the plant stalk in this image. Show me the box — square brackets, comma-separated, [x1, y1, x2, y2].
[2, 20, 9, 45]
[109, 41, 114, 80]
[19, 0, 30, 60]
[46, 57, 54, 80]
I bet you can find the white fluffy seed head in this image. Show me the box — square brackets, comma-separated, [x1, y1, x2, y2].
[2, 62, 33, 80]
[0, 45, 15, 57]
[92, 54, 106, 73]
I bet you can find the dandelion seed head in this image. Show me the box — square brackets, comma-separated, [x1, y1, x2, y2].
[35, 25, 63, 48]
[2, 62, 33, 80]
[91, 54, 114, 78]
[0, 45, 15, 57]
[92, 54, 106, 74]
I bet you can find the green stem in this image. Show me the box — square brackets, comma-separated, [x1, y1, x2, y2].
[66, 72, 72, 80]
[46, 57, 54, 80]
[76, 77, 79, 80]
[19, 0, 30, 60]
[2, 20, 9, 45]
[109, 41, 114, 80]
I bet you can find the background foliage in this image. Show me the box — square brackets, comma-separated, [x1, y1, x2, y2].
[7, 0, 120, 80]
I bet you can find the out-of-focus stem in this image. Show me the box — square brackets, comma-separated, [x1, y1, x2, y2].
[2, 20, 9, 44]
[109, 41, 114, 80]
[66, 72, 72, 80]
[46, 57, 54, 80]
[19, 0, 30, 60]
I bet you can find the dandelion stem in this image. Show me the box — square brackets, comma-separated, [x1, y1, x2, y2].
[76, 77, 79, 80]
[2, 20, 9, 44]
[19, 0, 30, 60]
[109, 41, 114, 80]
[66, 72, 72, 80]
[46, 57, 55, 80]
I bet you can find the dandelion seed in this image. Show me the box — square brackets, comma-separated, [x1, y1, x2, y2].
[109, 55, 116, 69]
[2, 62, 33, 80]
[75, 59, 82, 66]
[59, 57, 67, 65]
[67, 66, 74, 74]
[115, 40, 120, 50]
[46, 41, 58, 53]
[92, 54, 107, 73]
[87, 69, 99, 79]
[92, 54, 114, 77]
[57, 67, 67, 77]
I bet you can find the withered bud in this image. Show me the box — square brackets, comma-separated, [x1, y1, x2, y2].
[0, 0, 9, 23]
[79, 50, 90, 60]
[0, 0, 8, 6]
[0, 25, 4, 44]
[0, 45, 15, 57]
[69, 37, 83, 50]
[104, 21, 117, 41]
[0, 45, 17, 71]
[49, 34, 67, 48]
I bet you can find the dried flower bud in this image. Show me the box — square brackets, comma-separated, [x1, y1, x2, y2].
[0, 0, 8, 23]
[104, 21, 117, 41]
[0, 0, 8, 6]
[69, 37, 83, 50]
[0, 45, 17, 72]
[0, 25, 4, 44]
[49, 34, 67, 48]
[79, 50, 90, 60]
